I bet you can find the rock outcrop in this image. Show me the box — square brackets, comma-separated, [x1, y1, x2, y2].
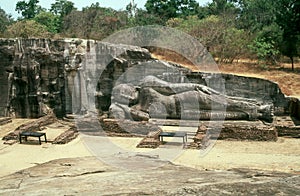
[0, 38, 294, 124]
[0, 38, 151, 118]
[0, 156, 299, 195]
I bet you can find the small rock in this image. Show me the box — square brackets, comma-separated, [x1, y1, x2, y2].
[3, 140, 17, 145]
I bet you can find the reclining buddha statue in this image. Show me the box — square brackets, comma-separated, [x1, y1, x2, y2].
[110, 76, 274, 123]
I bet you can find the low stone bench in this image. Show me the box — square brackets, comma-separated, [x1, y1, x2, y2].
[159, 131, 188, 146]
[19, 132, 47, 145]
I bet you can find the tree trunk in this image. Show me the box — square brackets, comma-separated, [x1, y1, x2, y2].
[290, 56, 294, 71]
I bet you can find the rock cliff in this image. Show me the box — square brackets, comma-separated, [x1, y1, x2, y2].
[0, 38, 151, 118]
[0, 38, 291, 121]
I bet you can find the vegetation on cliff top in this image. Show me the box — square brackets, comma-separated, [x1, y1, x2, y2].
[0, 0, 299, 70]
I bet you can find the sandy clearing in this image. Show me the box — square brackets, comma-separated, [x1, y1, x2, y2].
[0, 120, 299, 177]
[0, 136, 92, 177]
[174, 139, 300, 173]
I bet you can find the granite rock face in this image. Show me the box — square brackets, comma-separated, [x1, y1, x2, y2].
[0, 156, 299, 195]
[0, 38, 292, 122]
[0, 38, 151, 118]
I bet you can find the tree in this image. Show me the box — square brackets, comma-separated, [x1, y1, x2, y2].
[207, 0, 239, 16]
[62, 5, 128, 40]
[127, 8, 164, 26]
[4, 20, 51, 38]
[145, 0, 200, 22]
[126, 0, 137, 18]
[248, 37, 280, 67]
[233, 0, 299, 70]
[50, 0, 76, 33]
[217, 27, 250, 63]
[233, 0, 277, 32]
[34, 11, 60, 33]
[274, 0, 300, 70]
[0, 7, 13, 34]
[167, 15, 224, 51]
[248, 24, 282, 66]
[15, 0, 44, 19]
[167, 15, 250, 62]
[50, 0, 76, 17]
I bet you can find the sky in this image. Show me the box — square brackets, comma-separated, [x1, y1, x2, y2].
[1, 0, 211, 19]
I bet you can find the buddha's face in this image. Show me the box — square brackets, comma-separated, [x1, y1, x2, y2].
[111, 84, 139, 105]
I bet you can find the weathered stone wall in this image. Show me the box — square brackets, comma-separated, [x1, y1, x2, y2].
[0, 58, 9, 116]
[0, 39, 14, 116]
[0, 39, 66, 118]
[0, 38, 290, 119]
[0, 38, 151, 118]
[186, 72, 288, 115]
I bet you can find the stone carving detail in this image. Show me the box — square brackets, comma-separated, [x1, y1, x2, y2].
[64, 41, 89, 115]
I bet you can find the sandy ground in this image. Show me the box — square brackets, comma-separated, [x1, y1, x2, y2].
[0, 120, 92, 177]
[0, 120, 299, 178]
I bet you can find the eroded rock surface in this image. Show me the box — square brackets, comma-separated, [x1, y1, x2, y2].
[0, 38, 292, 122]
[0, 156, 299, 195]
[0, 38, 151, 118]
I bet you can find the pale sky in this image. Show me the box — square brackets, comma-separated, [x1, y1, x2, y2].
[1, 0, 211, 19]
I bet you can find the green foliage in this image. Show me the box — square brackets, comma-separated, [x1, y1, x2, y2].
[248, 37, 280, 65]
[34, 11, 60, 33]
[167, 15, 224, 48]
[3, 0, 298, 71]
[234, 0, 276, 32]
[15, 0, 45, 19]
[167, 15, 250, 63]
[145, 0, 200, 22]
[0, 7, 13, 34]
[50, 0, 76, 17]
[125, 1, 163, 26]
[127, 8, 164, 26]
[4, 20, 51, 38]
[231, 0, 299, 69]
[207, 0, 239, 16]
[217, 27, 250, 63]
[126, 1, 137, 18]
[274, 0, 300, 70]
[49, 0, 76, 33]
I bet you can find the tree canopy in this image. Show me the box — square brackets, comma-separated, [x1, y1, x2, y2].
[15, 0, 45, 19]
[0, 7, 13, 34]
[0, 0, 298, 70]
[50, 0, 76, 17]
[274, 0, 300, 70]
[5, 20, 51, 38]
[145, 0, 200, 21]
